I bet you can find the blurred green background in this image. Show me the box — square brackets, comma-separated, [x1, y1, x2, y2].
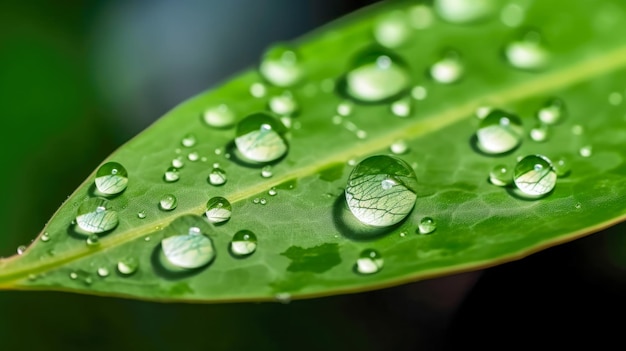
[1, 1, 625, 350]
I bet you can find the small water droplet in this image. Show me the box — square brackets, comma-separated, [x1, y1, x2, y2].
[552, 156, 571, 177]
[579, 145, 593, 158]
[408, 4, 434, 29]
[390, 97, 412, 117]
[253, 198, 260, 204]
[159, 194, 178, 211]
[187, 151, 200, 162]
[17, 245, 27, 255]
[205, 197, 232, 224]
[337, 101, 354, 116]
[41, 232, 50, 242]
[117, 257, 139, 275]
[430, 51, 464, 84]
[343, 48, 410, 103]
[137, 210, 147, 219]
[163, 167, 180, 183]
[202, 104, 236, 128]
[144, 236, 151, 242]
[97, 267, 110, 277]
[171, 157, 185, 169]
[181, 133, 197, 148]
[571, 124, 585, 136]
[274, 292, 292, 304]
[259, 44, 302, 87]
[514, 155, 557, 197]
[500, 3, 525, 27]
[373, 10, 411, 48]
[95, 162, 128, 196]
[208, 166, 227, 186]
[260, 198, 267, 205]
[418, 217, 437, 234]
[345, 155, 418, 227]
[268, 188, 277, 196]
[356, 130, 368, 139]
[475, 106, 492, 120]
[261, 165, 273, 178]
[575, 202, 582, 209]
[390, 140, 409, 154]
[269, 92, 299, 116]
[86, 234, 100, 246]
[355, 249, 384, 275]
[609, 92, 623, 106]
[489, 164, 513, 186]
[84, 277, 93, 285]
[434, 0, 495, 23]
[529, 124, 549, 142]
[505, 30, 549, 70]
[348, 159, 357, 167]
[537, 98, 566, 125]
[332, 115, 343, 125]
[230, 230, 257, 257]
[69, 272, 78, 280]
[476, 109, 524, 154]
[235, 112, 288, 163]
[75, 198, 119, 234]
[250, 82, 267, 98]
[411, 85, 428, 100]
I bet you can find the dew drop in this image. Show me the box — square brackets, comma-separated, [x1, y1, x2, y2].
[390, 140, 409, 155]
[159, 194, 178, 211]
[202, 104, 236, 128]
[429, 51, 464, 84]
[269, 92, 298, 116]
[391, 97, 412, 117]
[171, 157, 184, 169]
[411, 85, 427, 100]
[181, 133, 197, 148]
[261, 165, 273, 178]
[86, 234, 100, 246]
[205, 196, 232, 224]
[337, 101, 354, 116]
[500, 3, 524, 27]
[575, 202, 582, 209]
[275, 292, 292, 304]
[249, 82, 267, 98]
[345, 155, 418, 227]
[513, 155, 557, 196]
[163, 167, 180, 183]
[230, 230, 258, 257]
[208, 166, 227, 186]
[75, 198, 119, 234]
[187, 151, 199, 162]
[552, 156, 571, 177]
[343, 48, 410, 103]
[41, 232, 50, 242]
[408, 4, 434, 29]
[373, 10, 411, 48]
[260, 198, 267, 205]
[356, 130, 368, 139]
[571, 124, 585, 136]
[418, 217, 437, 234]
[253, 198, 260, 204]
[161, 232, 215, 270]
[476, 109, 524, 154]
[489, 164, 513, 186]
[505, 30, 549, 70]
[137, 210, 147, 219]
[69, 272, 78, 280]
[235, 112, 288, 163]
[434, 0, 495, 24]
[97, 267, 109, 277]
[529, 124, 548, 142]
[117, 257, 139, 275]
[268, 188, 277, 196]
[579, 145, 593, 158]
[95, 162, 128, 196]
[259, 44, 302, 87]
[537, 98, 566, 125]
[475, 106, 492, 119]
[17, 245, 26, 255]
[355, 249, 384, 275]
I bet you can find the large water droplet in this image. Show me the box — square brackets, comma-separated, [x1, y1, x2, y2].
[160, 216, 216, 270]
[159, 194, 178, 211]
[95, 162, 128, 196]
[230, 230, 258, 257]
[202, 104, 236, 128]
[259, 44, 302, 87]
[345, 155, 418, 227]
[117, 257, 139, 275]
[418, 217, 437, 234]
[476, 109, 524, 154]
[537, 98, 566, 125]
[429, 51, 464, 84]
[513, 155, 557, 196]
[163, 167, 180, 183]
[355, 249, 384, 275]
[434, 0, 495, 24]
[235, 112, 288, 163]
[343, 48, 410, 103]
[489, 164, 512, 186]
[205, 196, 232, 224]
[75, 197, 119, 234]
[505, 30, 549, 70]
[373, 10, 411, 48]
[269, 92, 298, 116]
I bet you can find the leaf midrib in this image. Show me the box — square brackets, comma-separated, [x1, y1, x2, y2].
[2, 44, 626, 287]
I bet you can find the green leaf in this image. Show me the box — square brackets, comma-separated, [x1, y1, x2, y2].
[1, 0, 626, 302]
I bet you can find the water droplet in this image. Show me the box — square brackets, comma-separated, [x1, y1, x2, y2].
[356, 130, 368, 139]
[137, 210, 147, 219]
[476, 109, 523, 154]
[274, 292, 292, 304]
[513, 155, 557, 196]
[530, 124, 548, 142]
[205, 196, 232, 224]
[117, 257, 139, 275]
[250, 82, 267, 98]
[86, 234, 100, 246]
[537, 98, 566, 125]
[337, 101, 354, 116]
[411, 85, 428, 100]
[171, 157, 184, 169]
[261, 165, 273, 178]
[475, 106, 492, 119]
[208, 166, 227, 186]
[408, 4, 434, 29]
[230, 230, 257, 257]
[163, 167, 180, 183]
[343, 48, 410, 103]
[571, 124, 584, 136]
[97, 267, 109, 277]
[579, 145, 593, 158]
[84, 277, 93, 285]
[390, 140, 409, 154]
[575, 202, 582, 209]
[259, 44, 302, 87]
[161, 233, 215, 270]
[159, 194, 178, 211]
[373, 10, 411, 48]
[345, 155, 418, 227]
[390, 97, 412, 117]
[355, 249, 384, 275]
[489, 164, 512, 186]
[269, 92, 299, 116]
[181, 133, 197, 148]
[69, 272, 78, 280]
[17, 245, 26, 255]
[268, 188, 277, 196]
[75, 198, 119, 234]
[430, 51, 464, 84]
[418, 217, 437, 234]
[202, 104, 236, 128]
[95, 162, 128, 196]
[144, 236, 151, 242]
[552, 156, 571, 177]
[41, 232, 50, 242]
[505, 30, 549, 70]
[259, 198, 267, 205]
[609, 92, 623, 106]
[187, 151, 199, 161]
[434, 0, 495, 24]
[235, 112, 288, 163]
[253, 198, 260, 204]
[500, 3, 524, 27]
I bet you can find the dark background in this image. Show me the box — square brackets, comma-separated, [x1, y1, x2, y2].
[1, 1, 625, 350]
